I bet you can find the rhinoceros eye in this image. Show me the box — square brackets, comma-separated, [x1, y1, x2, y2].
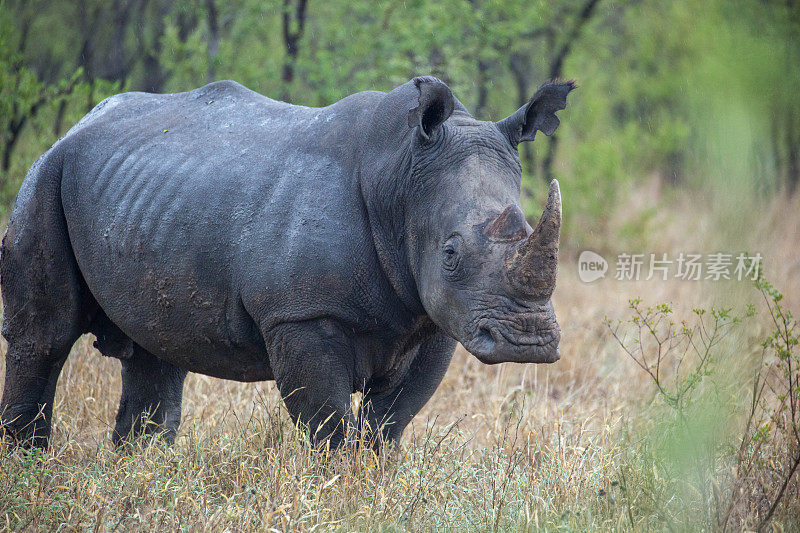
[442, 234, 463, 273]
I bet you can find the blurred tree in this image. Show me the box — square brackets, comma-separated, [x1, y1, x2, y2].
[539, 0, 600, 183]
[281, 0, 308, 102]
[764, 0, 800, 193]
[1, 0, 798, 222]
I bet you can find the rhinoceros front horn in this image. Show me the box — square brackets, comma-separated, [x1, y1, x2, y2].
[507, 179, 561, 298]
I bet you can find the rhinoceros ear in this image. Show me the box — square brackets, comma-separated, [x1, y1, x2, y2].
[497, 80, 576, 146]
[407, 76, 455, 141]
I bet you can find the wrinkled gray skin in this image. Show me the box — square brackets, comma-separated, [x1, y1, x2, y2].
[0, 76, 574, 449]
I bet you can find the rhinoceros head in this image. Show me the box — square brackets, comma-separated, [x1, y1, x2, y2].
[362, 76, 574, 365]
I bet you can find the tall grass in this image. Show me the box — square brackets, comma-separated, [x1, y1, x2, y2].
[2, 192, 799, 531]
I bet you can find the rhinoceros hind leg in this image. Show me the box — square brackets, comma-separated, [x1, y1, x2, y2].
[112, 345, 187, 446]
[0, 346, 73, 449]
[0, 150, 87, 448]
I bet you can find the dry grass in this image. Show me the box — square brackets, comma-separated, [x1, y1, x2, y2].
[1, 187, 799, 531]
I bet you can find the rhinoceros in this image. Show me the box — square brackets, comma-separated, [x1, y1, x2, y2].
[0, 76, 573, 449]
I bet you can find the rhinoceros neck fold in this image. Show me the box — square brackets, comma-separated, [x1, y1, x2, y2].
[357, 145, 426, 318]
[356, 83, 428, 318]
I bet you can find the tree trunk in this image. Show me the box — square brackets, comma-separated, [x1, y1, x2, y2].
[541, 134, 559, 183]
[53, 100, 67, 137]
[139, 0, 170, 93]
[474, 59, 491, 120]
[104, 0, 136, 84]
[787, 115, 799, 195]
[509, 52, 535, 180]
[548, 0, 601, 80]
[281, 0, 309, 103]
[542, 0, 602, 181]
[2, 127, 19, 172]
[206, 0, 219, 83]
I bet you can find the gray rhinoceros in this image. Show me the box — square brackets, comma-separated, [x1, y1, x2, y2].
[0, 76, 573, 449]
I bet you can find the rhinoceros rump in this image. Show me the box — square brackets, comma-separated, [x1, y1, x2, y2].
[0, 76, 574, 449]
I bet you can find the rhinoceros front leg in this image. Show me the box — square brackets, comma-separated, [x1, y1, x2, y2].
[112, 344, 187, 446]
[266, 320, 356, 450]
[361, 332, 456, 448]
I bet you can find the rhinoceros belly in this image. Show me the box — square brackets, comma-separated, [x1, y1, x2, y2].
[60, 138, 271, 381]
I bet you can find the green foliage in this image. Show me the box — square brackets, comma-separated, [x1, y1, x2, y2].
[605, 298, 749, 413]
[0, 0, 797, 227]
[746, 275, 800, 529]
[605, 279, 800, 530]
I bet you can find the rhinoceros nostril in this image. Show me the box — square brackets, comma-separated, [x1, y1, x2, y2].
[471, 326, 497, 355]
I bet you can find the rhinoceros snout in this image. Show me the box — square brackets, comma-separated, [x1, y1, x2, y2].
[463, 320, 561, 365]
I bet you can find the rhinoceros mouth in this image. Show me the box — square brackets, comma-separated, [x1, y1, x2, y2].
[464, 323, 561, 365]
